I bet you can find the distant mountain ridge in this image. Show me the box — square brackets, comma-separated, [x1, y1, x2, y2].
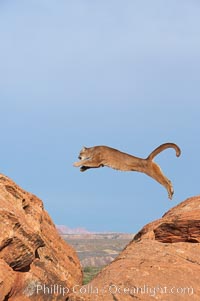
[56, 225, 132, 235]
[56, 225, 92, 234]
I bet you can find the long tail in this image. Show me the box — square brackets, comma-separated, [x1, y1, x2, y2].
[147, 143, 181, 161]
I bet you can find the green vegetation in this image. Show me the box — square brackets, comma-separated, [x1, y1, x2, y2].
[83, 266, 102, 284]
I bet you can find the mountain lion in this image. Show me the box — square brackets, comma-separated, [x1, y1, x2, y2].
[73, 143, 181, 199]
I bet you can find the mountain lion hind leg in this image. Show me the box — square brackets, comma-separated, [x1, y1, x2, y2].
[145, 143, 181, 199]
[146, 161, 174, 199]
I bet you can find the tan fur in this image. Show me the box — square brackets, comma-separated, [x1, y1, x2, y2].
[73, 143, 181, 199]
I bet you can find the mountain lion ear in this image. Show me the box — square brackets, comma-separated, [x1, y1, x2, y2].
[82, 146, 87, 150]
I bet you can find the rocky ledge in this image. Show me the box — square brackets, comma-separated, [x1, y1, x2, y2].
[0, 174, 82, 301]
[68, 196, 200, 301]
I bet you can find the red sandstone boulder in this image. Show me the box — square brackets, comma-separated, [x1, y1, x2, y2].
[134, 196, 200, 243]
[68, 196, 200, 301]
[0, 174, 82, 301]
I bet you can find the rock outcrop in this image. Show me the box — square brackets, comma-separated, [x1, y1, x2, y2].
[134, 196, 200, 243]
[0, 174, 82, 301]
[68, 196, 200, 301]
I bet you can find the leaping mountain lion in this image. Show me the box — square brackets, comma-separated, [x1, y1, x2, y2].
[73, 143, 181, 199]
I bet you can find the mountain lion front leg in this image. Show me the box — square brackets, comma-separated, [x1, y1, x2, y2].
[80, 165, 105, 172]
[73, 159, 90, 167]
[146, 161, 174, 199]
[73, 159, 104, 170]
[80, 166, 91, 172]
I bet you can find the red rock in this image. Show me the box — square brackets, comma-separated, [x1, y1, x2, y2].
[134, 195, 200, 243]
[68, 196, 200, 301]
[0, 259, 16, 300]
[0, 174, 82, 300]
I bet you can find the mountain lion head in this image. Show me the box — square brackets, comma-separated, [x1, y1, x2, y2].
[78, 147, 91, 160]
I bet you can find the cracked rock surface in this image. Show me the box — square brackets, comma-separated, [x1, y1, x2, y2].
[0, 174, 82, 301]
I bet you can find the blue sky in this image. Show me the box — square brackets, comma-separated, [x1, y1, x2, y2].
[0, 1, 200, 232]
